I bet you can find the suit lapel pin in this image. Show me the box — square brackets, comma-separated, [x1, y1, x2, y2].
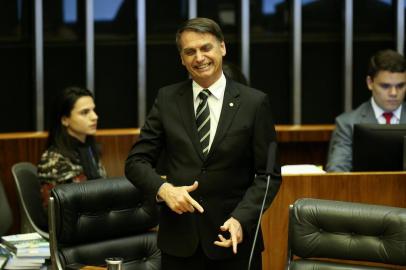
[229, 102, 234, 107]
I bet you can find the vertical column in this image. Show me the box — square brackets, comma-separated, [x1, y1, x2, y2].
[137, 0, 146, 126]
[189, 0, 197, 19]
[85, 0, 94, 93]
[241, 0, 250, 82]
[35, 0, 44, 131]
[292, 0, 302, 124]
[187, 0, 197, 80]
[344, 0, 353, 112]
[397, 0, 405, 54]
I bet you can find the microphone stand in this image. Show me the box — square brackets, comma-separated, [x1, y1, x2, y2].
[247, 173, 271, 270]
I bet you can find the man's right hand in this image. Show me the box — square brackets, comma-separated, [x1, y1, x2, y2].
[157, 181, 204, 214]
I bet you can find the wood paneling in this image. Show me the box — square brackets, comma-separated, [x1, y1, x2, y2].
[275, 124, 334, 142]
[276, 125, 334, 166]
[96, 129, 140, 176]
[261, 172, 406, 270]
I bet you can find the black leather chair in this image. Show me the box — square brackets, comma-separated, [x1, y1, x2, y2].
[0, 177, 12, 236]
[286, 198, 406, 270]
[48, 177, 161, 270]
[11, 162, 49, 239]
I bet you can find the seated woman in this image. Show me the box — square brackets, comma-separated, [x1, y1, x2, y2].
[38, 86, 106, 209]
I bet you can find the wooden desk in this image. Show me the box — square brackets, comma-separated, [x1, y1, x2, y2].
[261, 172, 406, 270]
[276, 125, 334, 166]
[0, 125, 333, 234]
[2, 127, 405, 269]
[275, 124, 334, 142]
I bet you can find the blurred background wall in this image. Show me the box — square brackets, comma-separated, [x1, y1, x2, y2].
[1, 0, 403, 132]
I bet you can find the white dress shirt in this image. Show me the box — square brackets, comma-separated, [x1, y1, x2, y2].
[192, 73, 226, 152]
[371, 97, 401, 124]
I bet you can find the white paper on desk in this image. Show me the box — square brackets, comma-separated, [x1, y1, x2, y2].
[281, 164, 326, 175]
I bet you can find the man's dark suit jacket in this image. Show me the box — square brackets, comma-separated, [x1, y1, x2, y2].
[125, 79, 281, 260]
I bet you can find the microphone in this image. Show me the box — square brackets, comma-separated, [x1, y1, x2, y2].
[248, 142, 277, 270]
[266, 141, 277, 176]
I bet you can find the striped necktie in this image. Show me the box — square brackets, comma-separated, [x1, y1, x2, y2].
[196, 89, 211, 156]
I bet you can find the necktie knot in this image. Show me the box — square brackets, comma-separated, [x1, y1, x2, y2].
[382, 112, 393, 124]
[198, 89, 211, 101]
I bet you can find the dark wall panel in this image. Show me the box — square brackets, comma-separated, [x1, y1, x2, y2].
[1, 46, 34, 132]
[95, 44, 138, 128]
[251, 42, 290, 124]
[302, 42, 343, 123]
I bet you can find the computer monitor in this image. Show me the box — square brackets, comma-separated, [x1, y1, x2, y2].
[352, 124, 406, 171]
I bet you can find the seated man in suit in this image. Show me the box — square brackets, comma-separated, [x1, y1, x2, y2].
[326, 49, 406, 172]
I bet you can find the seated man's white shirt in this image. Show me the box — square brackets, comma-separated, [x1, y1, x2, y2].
[371, 97, 401, 124]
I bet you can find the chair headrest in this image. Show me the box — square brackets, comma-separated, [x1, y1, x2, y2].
[51, 177, 159, 245]
[289, 198, 406, 266]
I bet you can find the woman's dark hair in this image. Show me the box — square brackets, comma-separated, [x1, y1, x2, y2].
[47, 86, 97, 161]
[367, 49, 406, 78]
[175, 17, 224, 52]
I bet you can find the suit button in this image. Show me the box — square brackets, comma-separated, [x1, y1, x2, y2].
[201, 167, 207, 173]
[199, 197, 203, 203]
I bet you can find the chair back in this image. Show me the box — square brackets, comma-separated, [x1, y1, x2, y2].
[11, 162, 48, 239]
[287, 198, 406, 270]
[49, 177, 160, 270]
[0, 177, 12, 236]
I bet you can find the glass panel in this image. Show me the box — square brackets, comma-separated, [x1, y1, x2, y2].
[302, 0, 343, 124]
[250, 0, 290, 123]
[197, 0, 241, 68]
[95, 44, 139, 128]
[353, 0, 395, 108]
[0, 0, 34, 131]
[354, 0, 394, 35]
[0, 0, 32, 40]
[251, 42, 291, 123]
[302, 0, 341, 33]
[404, 1, 406, 39]
[94, 0, 138, 128]
[146, 0, 189, 112]
[95, 0, 136, 38]
[252, 0, 289, 34]
[146, 44, 187, 113]
[302, 43, 343, 123]
[44, 0, 82, 41]
[147, 0, 188, 36]
[198, 0, 240, 35]
[43, 0, 86, 130]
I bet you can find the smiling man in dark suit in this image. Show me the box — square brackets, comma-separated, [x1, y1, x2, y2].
[125, 17, 281, 270]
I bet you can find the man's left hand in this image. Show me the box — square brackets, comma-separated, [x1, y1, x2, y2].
[214, 217, 243, 254]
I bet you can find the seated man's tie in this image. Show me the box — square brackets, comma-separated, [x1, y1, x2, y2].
[382, 112, 393, 124]
[196, 89, 211, 156]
